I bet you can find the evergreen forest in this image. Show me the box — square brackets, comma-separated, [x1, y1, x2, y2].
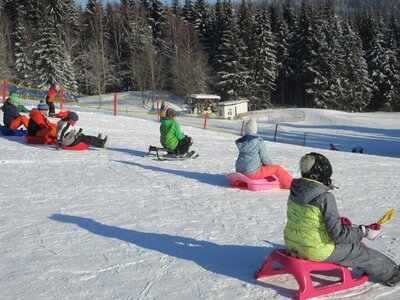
[0, 0, 399, 111]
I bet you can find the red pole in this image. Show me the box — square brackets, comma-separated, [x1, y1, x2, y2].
[203, 112, 208, 129]
[156, 101, 160, 123]
[240, 120, 245, 136]
[2, 80, 7, 103]
[59, 86, 64, 111]
[114, 93, 117, 116]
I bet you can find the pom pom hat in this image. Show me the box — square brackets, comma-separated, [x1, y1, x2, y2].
[243, 118, 257, 135]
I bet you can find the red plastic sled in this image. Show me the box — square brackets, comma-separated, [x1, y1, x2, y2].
[25, 135, 57, 145]
[227, 172, 281, 191]
[61, 142, 89, 151]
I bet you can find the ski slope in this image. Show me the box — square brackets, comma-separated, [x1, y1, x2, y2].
[1, 105, 399, 299]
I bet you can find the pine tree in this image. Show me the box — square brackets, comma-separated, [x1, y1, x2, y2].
[340, 23, 371, 112]
[214, 0, 246, 100]
[249, 9, 277, 109]
[13, 2, 32, 86]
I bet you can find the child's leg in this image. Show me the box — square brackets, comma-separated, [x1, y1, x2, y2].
[175, 136, 192, 155]
[325, 243, 398, 282]
[35, 127, 52, 137]
[9, 116, 29, 130]
[259, 165, 293, 188]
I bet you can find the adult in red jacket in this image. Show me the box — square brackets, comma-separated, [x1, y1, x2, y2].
[27, 101, 57, 137]
[46, 84, 58, 116]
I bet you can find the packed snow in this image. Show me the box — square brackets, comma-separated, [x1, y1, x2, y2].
[1, 102, 399, 299]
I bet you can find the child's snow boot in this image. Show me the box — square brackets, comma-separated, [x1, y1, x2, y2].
[386, 266, 400, 287]
[100, 136, 108, 148]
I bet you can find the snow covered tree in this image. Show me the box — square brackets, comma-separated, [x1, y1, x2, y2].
[214, 0, 246, 100]
[182, 0, 195, 24]
[12, 2, 32, 85]
[247, 9, 277, 109]
[340, 23, 372, 112]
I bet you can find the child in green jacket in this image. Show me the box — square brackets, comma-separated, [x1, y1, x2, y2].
[284, 152, 400, 286]
[159, 108, 192, 157]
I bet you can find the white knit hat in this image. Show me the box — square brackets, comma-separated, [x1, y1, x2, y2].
[243, 118, 257, 135]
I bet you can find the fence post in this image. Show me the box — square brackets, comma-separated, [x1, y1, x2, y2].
[113, 93, 117, 116]
[303, 133, 307, 146]
[59, 86, 64, 111]
[273, 124, 278, 142]
[240, 120, 245, 136]
[2, 80, 7, 103]
[203, 112, 208, 129]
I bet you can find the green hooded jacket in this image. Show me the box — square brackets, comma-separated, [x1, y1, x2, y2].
[159, 118, 185, 150]
[284, 178, 363, 261]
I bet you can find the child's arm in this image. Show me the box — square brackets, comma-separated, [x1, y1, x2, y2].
[174, 122, 186, 140]
[259, 139, 272, 165]
[319, 193, 363, 243]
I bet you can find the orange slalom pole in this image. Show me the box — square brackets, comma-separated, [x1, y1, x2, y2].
[59, 86, 64, 111]
[2, 80, 7, 103]
[203, 112, 208, 129]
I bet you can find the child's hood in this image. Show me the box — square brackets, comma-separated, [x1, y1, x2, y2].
[289, 178, 330, 205]
[235, 135, 261, 152]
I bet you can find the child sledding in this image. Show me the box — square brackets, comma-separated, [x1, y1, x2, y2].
[148, 107, 197, 160]
[228, 118, 292, 190]
[56, 111, 107, 150]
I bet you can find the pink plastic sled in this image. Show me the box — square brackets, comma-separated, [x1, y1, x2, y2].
[61, 142, 89, 151]
[255, 249, 369, 300]
[227, 172, 281, 191]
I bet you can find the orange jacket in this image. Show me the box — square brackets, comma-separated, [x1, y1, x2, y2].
[27, 109, 56, 136]
[46, 87, 57, 103]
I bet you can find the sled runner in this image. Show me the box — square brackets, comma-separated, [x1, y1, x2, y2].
[25, 135, 57, 145]
[227, 172, 281, 191]
[0, 125, 26, 136]
[147, 145, 198, 161]
[255, 249, 368, 300]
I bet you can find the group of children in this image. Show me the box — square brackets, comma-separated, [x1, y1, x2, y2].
[1, 94, 107, 149]
[2, 97, 400, 287]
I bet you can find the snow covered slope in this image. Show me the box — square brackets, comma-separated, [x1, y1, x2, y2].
[0, 107, 399, 299]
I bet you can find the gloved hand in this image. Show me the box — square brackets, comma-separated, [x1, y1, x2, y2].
[360, 223, 381, 241]
[341, 217, 352, 226]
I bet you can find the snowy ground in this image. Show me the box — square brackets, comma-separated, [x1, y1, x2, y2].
[1, 102, 399, 299]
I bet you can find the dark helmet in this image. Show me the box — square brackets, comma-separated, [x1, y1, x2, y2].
[68, 111, 79, 122]
[300, 152, 332, 187]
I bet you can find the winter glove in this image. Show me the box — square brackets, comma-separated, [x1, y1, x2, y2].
[341, 217, 352, 226]
[360, 223, 381, 241]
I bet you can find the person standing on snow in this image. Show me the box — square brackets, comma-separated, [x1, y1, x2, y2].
[235, 118, 293, 189]
[160, 108, 193, 157]
[46, 84, 58, 117]
[284, 152, 400, 287]
[56, 111, 107, 148]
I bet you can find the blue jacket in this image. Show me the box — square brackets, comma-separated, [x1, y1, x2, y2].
[235, 134, 272, 175]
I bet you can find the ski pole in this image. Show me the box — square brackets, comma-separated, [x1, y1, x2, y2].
[377, 209, 395, 226]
